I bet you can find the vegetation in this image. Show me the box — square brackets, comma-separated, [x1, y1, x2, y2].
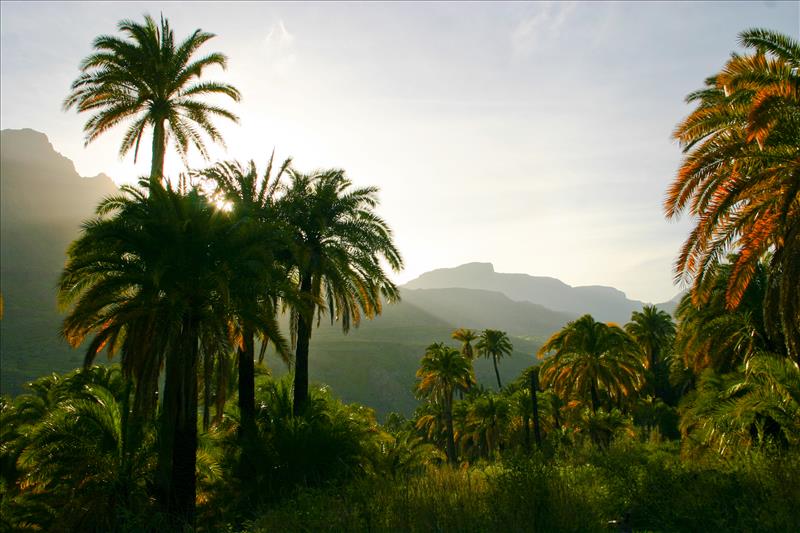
[63, 15, 240, 180]
[1, 20, 798, 532]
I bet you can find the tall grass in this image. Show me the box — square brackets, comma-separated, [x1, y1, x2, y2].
[249, 442, 800, 532]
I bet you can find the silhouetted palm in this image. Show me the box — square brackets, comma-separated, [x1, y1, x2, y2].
[197, 155, 295, 437]
[64, 15, 240, 180]
[666, 28, 800, 362]
[415, 343, 473, 464]
[278, 168, 402, 415]
[58, 180, 270, 524]
[476, 329, 513, 389]
[538, 315, 643, 413]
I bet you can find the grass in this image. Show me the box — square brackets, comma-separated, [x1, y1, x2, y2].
[246, 442, 800, 533]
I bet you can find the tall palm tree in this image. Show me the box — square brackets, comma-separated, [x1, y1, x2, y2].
[64, 15, 240, 180]
[476, 329, 513, 389]
[415, 343, 473, 464]
[538, 315, 643, 413]
[665, 28, 800, 362]
[196, 155, 294, 438]
[452, 328, 478, 360]
[278, 168, 403, 415]
[58, 180, 270, 524]
[452, 328, 478, 397]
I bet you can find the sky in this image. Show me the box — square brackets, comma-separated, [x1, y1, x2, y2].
[1, 1, 798, 303]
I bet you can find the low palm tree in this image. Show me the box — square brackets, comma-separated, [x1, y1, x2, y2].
[538, 315, 643, 413]
[626, 305, 676, 400]
[415, 343, 473, 464]
[477, 329, 513, 389]
[278, 168, 403, 415]
[467, 393, 510, 459]
[64, 15, 240, 181]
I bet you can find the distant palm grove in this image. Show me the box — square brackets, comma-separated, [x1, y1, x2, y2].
[1, 16, 798, 532]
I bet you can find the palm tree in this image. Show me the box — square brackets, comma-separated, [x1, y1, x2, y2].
[626, 305, 676, 401]
[58, 180, 269, 524]
[476, 329, 513, 389]
[64, 15, 240, 180]
[196, 155, 294, 438]
[415, 343, 473, 464]
[665, 28, 800, 362]
[466, 392, 510, 459]
[452, 328, 478, 397]
[538, 315, 644, 413]
[675, 259, 773, 375]
[278, 168, 403, 415]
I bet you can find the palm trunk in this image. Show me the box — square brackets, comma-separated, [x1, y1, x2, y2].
[444, 394, 457, 465]
[293, 273, 313, 417]
[530, 369, 542, 449]
[213, 353, 228, 426]
[238, 323, 256, 437]
[150, 118, 166, 182]
[590, 381, 600, 414]
[202, 352, 212, 432]
[523, 412, 531, 452]
[493, 355, 502, 389]
[157, 314, 199, 526]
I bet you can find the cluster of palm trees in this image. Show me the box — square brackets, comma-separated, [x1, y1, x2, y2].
[56, 15, 402, 525]
[413, 278, 799, 460]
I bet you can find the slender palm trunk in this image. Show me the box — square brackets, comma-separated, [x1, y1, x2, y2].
[213, 357, 227, 426]
[202, 353, 212, 432]
[590, 381, 600, 414]
[444, 394, 457, 465]
[157, 314, 199, 526]
[523, 412, 531, 452]
[493, 354, 502, 389]
[293, 273, 313, 416]
[530, 369, 542, 449]
[238, 323, 256, 437]
[150, 118, 166, 182]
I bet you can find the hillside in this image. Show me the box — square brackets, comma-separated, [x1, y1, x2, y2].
[264, 288, 556, 417]
[1, 129, 118, 394]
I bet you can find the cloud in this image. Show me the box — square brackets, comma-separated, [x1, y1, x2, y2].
[510, 1, 577, 56]
[262, 20, 296, 77]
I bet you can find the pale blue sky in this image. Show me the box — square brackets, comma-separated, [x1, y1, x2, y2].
[2, 1, 798, 302]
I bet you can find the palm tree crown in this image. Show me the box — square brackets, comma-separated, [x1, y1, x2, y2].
[538, 315, 643, 413]
[64, 15, 241, 180]
[476, 329, 513, 389]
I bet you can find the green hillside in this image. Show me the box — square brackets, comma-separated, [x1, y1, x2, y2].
[264, 296, 543, 418]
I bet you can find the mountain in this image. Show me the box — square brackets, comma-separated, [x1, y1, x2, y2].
[404, 262, 679, 323]
[1, 128, 118, 394]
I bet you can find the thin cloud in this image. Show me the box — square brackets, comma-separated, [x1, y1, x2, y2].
[262, 20, 296, 77]
[510, 1, 577, 56]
